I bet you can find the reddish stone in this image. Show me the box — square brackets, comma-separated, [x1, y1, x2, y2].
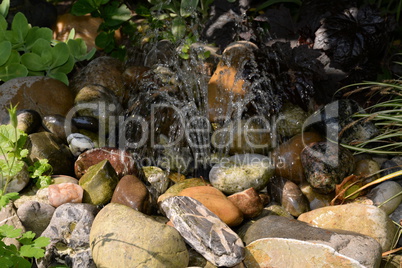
[111, 175, 151, 214]
[48, 183, 83, 207]
[228, 188, 264, 218]
[74, 147, 137, 179]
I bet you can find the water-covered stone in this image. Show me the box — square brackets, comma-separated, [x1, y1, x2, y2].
[37, 203, 99, 268]
[301, 141, 355, 193]
[26, 132, 75, 175]
[70, 56, 126, 102]
[0, 76, 74, 122]
[299, 182, 332, 210]
[48, 183, 84, 207]
[67, 133, 95, 157]
[74, 147, 137, 179]
[160, 196, 244, 267]
[111, 175, 151, 214]
[90, 202, 189, 267]
[273, 132, 324, 183]
[268, 176, 309, 217]
[43, 114, 78, 142]
[157, 177, 210, 204]
[178, 185, 243, 226]
[227, 187, 264, 218]
[17, 201, 55, 237]
[367, 181, 402, 215]
[78, 159, 119, 206]
[304, 99, 379, 144]
[298, 203, 398, 251]
[71, 116, 99, 132]
[243, 215, 381, 267]
[142, 166, 170, 201]
[209, 154, 274, 194]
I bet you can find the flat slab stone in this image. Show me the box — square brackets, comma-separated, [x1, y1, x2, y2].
[160, 196, 244, 267]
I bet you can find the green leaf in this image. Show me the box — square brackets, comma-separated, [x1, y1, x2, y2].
[0, 63, 29, 82]
[0, 192, 19, 208]
[71, 0, 97, 16]
[30, 38, 51, 55]
[180, 0, 199, 17]
[0, 0, 9, 18]
[171, 17, 186, 42]
[102, 2, 132, 27]
[25, 27, 52, 50]
[0, 41, 11, 66]
[47, 71, 69, 85]
[95, 31, 114, 49]
[20, 53, 45, 71]
[11, 13, 30, 44]
[0, 225, 22, 238]
[52, 55, 75, 75]
[50, 42, 70, 69]
[33, 236, 50, 248]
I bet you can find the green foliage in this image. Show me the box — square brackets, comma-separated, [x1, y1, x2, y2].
[0, 11, 95, 85]
[28, 159, 53, 189]
[0, 225, 50, 268]
[71, 0, 134, 60]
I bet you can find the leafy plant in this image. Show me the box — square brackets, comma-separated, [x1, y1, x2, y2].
[28, 159, 53, 189]
[71, 0, 133, 60]
[0, 8, 95, 85]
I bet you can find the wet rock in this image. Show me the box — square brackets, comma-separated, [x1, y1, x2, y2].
[178, 185, 244, 226]
[207, 41, 258, 122]
[243, 215, 381, 267]
[160, 196, 244, 267]
[268, 177, 309, 217]
[367, 181, 402, 215]
[48, 183, 84, 207]
[380, 156, 402, 184]
[74, 147, 137, 179]
[17, 201, 55, 237]
[0, 203, 25, 247]
[227, 187, 264, 218]
[142, 166, 170, 201]
[123, 66, 152, 93]
[144, 39, 176, 67]
[157, 177, 210, 204]
[299, 182, 332, 210]
[304, 99, 379, 144]
[111, 175, 151, 213]
[276, 102, 308, 138]
[90, 202, 189, 267]
[3, 162, 30, 193]
[273, 132, 324, 183]
[67, 133, 96, 157]
[43, 114, 78, 142]
[26, 132, 75, 176]
[209, 154, 274, 194]
[37, 203, 99, 268]
[70, 56, 126, 102]
[301, 141, 355, 194]
[353, 158, 381, 181]
[0, 76, 74, 122]
[298, 203, 398, 251]
[71, 116, 99, 132]
[78, 159, 119, 206]
[2, 109, 41, 134]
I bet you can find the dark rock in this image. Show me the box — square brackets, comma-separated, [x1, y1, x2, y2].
[2, 109, 42, 134]
[301, 141, 355, 194]
[71, 116, 99, 132]
[43, 114, 78, 142]
[37, 203, 99, 268]
[74, 147, 137, 179]
[160, 196, 244, 267]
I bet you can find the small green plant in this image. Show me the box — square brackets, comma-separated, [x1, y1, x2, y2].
[0, 105, 50, 267]
[28, 159, 53, 189]
[0, 0, 95, 85]
[71, 0, 133, 60]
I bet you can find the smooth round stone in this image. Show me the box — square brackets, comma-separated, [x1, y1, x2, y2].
[275, 102, 308, 138]
[90, 203, 189, 267]
[26, 132, 75, 176]
[227, 187, 264, 218]
[380, 156, 402, 184]
[51, 175, 78, 185]
[74, 147, 137, 179]
[78, 159, 119, 206]
[72, 116, 99, 132]
[111, 175, 151, 214]
[367, 181, 402, 215]
[298, 203, 398, 251]
[157, 177, 210, 204]
[178, 185, 244, 226]
[17, 201, 55, 237]
[67, 133, 96, 157]
[209, 154, 274, 194]
[299, 182, 332, 210]
[301, 141, 355, 194]
[4, 162, 30, 193]
[353, 158, 380, 182]
[0, 76, 74, 122]
[273, 132, 324, 183]
[268, 177, 309, 217]
[2, 109, 42, 134]
[48, 183, 84, 207]
[43, 114, 78, 142]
